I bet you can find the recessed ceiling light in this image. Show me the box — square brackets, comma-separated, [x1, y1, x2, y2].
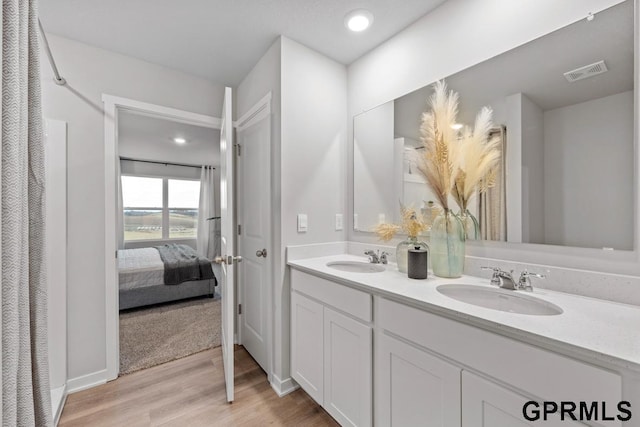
[173, 137, 187, 144]
[451, 123, 464, 130]
[345, 9, 373, 32]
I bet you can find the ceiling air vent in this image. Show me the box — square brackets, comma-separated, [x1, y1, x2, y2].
[564, 60, 608, 83]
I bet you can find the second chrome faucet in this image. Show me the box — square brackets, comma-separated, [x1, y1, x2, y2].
[481, 267, 545, 291]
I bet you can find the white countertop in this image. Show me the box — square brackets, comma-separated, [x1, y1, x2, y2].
[288, 254, 640, 373]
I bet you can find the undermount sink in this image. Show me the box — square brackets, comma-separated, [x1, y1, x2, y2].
[437, 284, 563, 316]
[326, 261, 385, 273]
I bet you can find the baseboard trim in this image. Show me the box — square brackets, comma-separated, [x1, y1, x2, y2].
[51, 384, 67, 426]
[270, 374, 299, 397]
[67, 369, 108, 394]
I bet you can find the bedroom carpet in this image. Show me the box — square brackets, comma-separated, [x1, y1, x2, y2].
[119, 296, 221, 375]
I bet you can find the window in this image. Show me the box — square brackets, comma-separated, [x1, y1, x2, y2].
[168, 179, 200, 239]
[122, 175, 200, 241]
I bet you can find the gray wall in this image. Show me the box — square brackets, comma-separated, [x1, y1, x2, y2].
[41, 34, 225, 383]
[353, 101, 395, 231]
[543, 90, 633, 250]
[521, 94, 545, 244]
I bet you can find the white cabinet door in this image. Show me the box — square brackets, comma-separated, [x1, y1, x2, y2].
[323, 307, 372, 427]
[376, 333, 461, 427]
[291, 292, 324, 404]
[462, 371, 585, 427]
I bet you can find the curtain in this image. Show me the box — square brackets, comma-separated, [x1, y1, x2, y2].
[197, 166, 217, 259]
[116, 159, 125, 249]
[2, 0, 54, 425]
[478, 126, 507, 241]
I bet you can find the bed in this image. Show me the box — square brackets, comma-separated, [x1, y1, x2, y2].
[117, 244, 217, 310]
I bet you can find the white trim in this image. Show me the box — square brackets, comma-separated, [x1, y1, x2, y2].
[102, 95, 222, 129]
[103, 94, 222, 381]
[270, 374, 299, 397]
[51, 384, 67, 426]
[236, 92, 272, 131]
[66, 369, 108, 394]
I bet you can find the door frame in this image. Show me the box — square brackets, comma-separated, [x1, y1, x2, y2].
[235, 92, 273, 381]
[103, 94, 221, 380]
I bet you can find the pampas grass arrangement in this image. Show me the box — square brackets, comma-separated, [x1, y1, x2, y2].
[416, 80, 500, 214]
[452, 107, 501, 212]
[416, 80, 462, 211]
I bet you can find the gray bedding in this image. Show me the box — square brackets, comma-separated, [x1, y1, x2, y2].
[117, 245, 217, 310]
[156, 243, 215, 285]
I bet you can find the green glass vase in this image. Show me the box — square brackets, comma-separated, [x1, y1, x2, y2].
[430, 209, 465, 278]
[458, 209, 480, 240]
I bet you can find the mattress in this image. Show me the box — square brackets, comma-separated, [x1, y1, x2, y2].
[117, 247, 165, 290]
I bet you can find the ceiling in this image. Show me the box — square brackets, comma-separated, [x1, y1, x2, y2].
[118, 111, 220, 166]
[393, 0, 633, 141]
[39, 0, 447, 86]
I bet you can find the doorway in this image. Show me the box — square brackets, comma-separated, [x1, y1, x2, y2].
[116, 111, 222, 374]
[103, 95, 222, 380]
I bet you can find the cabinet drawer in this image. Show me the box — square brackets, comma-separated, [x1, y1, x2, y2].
[378, 297, 622, 423]
[291, 269, 372, 322]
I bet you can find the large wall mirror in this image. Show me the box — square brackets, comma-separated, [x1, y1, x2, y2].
[353, 0, 634, 251]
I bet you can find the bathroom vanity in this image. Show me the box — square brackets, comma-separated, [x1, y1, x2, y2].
[288, 252, 640, 427]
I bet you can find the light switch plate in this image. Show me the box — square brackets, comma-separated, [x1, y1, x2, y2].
[378, 213, 386, 223]
[335, 214, 343, 231]
[297, 214, 308, 233]
[353, 214, 359, 230]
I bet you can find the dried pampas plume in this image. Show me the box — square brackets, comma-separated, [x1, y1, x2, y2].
[452, 107, 501, 212]
[417, 80, 462, 211]
[374, 204, 428, 241]
[374, 223, 401, 242]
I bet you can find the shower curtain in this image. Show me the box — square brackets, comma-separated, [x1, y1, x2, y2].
[2, 0, 54, 425]
[197, 166, 217, 259]
[478, 126, 507, 241]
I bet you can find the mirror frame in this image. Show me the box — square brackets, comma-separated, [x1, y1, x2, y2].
[349, 0, 640, 275]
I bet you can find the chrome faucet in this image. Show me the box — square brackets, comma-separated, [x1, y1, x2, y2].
[365, 250, 389, 264]
[518, 270, 546, 292]
[482, 266, 544, 291]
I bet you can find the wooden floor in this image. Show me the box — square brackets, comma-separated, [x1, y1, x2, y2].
[59, 346, 338, 426]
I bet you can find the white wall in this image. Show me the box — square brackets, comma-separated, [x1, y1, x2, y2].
[346, 0, 637, 275]
[237, 37, 282, 383]
[238, 36, 347, 390]
[353, 102, 395, 230]
[279, 37, 347, 384]
[41, 34, 225, 384]
[544, 91, 633, 250]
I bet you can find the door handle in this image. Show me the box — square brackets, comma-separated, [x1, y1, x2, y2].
[256, 248, 267, 258]
[214, 255, 243, 265]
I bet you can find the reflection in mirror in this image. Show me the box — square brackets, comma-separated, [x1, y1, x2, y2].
[353, 0, 634, 250]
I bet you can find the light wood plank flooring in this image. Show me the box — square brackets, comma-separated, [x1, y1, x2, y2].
[59, 346, 338, 426]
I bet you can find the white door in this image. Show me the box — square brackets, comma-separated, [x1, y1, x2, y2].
[291, 291, 324, 404]
[324, 307, 372, 427]
[376, 332, 461, 426]
[237, 112, 271, 372]
[462, 371, 584, 427]
[216, 87, 238, 403]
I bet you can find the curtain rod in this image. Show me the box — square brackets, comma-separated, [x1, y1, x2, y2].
[120, 157, 215, 170]
[38, 19, 66, 86]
